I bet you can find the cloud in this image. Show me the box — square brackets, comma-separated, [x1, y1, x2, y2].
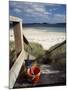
[44, 3, 61, 7]
[52, 14, 66, 23]
[13, 8, 22, 13]
[9, 2, 53, 16]
[54, 14, 65, 18]
[9, 1, 66, 23]
[34, 7, 45, 12]
[49, 8, 57, 12]
[23, 3, 51, 20]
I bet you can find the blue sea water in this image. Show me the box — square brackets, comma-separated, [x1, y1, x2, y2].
[25, 26, 66, 32]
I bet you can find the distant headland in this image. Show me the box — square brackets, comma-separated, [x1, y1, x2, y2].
[23, 23, 66, 27]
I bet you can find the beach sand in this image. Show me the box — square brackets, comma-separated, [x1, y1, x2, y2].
[10, 27, 66, 50]
[23, 28, 66, 50]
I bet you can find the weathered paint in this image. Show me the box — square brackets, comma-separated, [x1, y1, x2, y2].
[9, 16, 25, 88]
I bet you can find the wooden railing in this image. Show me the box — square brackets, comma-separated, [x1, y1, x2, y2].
[49, 40, 66, 53]
[49, 40, 66, 64]
[9, 16, 35, 88]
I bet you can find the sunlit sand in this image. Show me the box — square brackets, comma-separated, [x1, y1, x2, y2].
[23, 28, 66, 50]
[10, 27, 66, 50]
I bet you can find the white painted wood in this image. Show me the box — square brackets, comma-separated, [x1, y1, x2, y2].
[9, 16, 35, 88]
[9, 51, 25, 88]
[9, 16, 25, 88]
[10, 16, 22, 22]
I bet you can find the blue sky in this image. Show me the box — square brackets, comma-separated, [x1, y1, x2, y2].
[9, 1, 66, 24]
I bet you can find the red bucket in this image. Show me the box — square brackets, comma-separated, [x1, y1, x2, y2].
[27, 66, 41, 83]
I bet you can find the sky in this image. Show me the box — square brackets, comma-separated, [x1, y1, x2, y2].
[9, 1, 66, 24]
